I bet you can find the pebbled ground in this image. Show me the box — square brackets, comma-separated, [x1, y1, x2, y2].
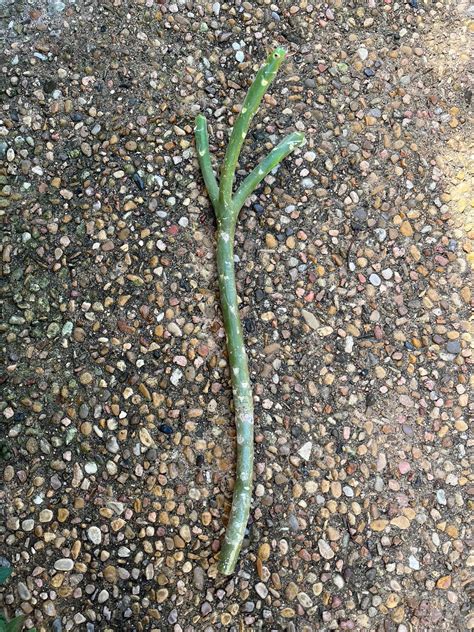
[0, 1, 472, 631]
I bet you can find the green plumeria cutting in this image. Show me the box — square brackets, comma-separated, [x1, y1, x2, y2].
[195, 47, 305, 575]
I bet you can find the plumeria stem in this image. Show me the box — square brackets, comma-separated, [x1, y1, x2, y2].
[194, 47, 305, 576]
[195, 114, 219, 208]
[232, 131, 305, 220]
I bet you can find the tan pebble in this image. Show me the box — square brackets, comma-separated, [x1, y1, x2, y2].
[390, 516, 410, 529]
[327, 526, 340, 541]
[446, 525, 459, 538]
[100, 508, 113, 519]
[79, 372, 93, 385]
[103, 565, 118, 583]
[280, 608, 296, 618]
[156, 588, 169, 603]
[370, 519, 388, 532]
[436, 575, 452, 589]
[139, 427, 155, 447]
[111, 519, 125, 531]
[39, 509, 53, 522]
[297, 591, 313, 609]
[455, 420, 468, 432]
[459, 393, 468, 407]
[410, 245, 421, 261]
[301, 309, 320, 331]
[293, 482, 303, 498]
[318, 326, 334, 337]
[265, 233, 278, 249]
[460, 286, 471, 303]
[4, 465, 14, 482]
[320, 479, 330, 493]
[179, 525, 191, 542]
[400, 220, 414, 237]
[138, 383, 151, 400]
[392, 606, 405, 623]
[386, 593, 400, 609]
[331, 481, 342, 498]
[71, 540, 81, 559]
[374, 366, 386, 379]
[51, 575, 64, 588]
[323, 373, 335, 385]
[271, 572, 282, 589]
[188, 408, 203, 418]
[258, 543, 271, 562]
[285, 581, 299, 600]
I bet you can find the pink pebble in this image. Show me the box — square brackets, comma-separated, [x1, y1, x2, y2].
[399, 461, 411, 474]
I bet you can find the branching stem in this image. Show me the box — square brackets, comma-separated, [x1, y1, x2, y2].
[194, 47, 305, 576]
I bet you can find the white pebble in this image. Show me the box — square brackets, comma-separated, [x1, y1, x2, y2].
[170, 368, 183, 386]
[345, 336, 354, 353]
[87, 526, 102, 545]
[298, 441, 312, 461]
[408, 555, 420, 570]
[318, 539, 335, 560]
[54, 558, 74, 571]
[369, 273, 381, 287]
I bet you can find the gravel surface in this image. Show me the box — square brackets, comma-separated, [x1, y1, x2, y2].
[1, 1, 473, 631]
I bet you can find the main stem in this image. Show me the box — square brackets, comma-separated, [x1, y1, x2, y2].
[215, 222, 254, 575]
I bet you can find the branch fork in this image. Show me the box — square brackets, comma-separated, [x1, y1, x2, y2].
[194, 47, 305, 575]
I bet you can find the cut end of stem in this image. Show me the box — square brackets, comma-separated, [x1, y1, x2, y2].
[194, 113, 206, 130]
[272, 46, 287, 59]
[292, 132, 306, 147]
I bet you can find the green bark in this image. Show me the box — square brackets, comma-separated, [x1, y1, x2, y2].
[194, 47, 305, 575]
